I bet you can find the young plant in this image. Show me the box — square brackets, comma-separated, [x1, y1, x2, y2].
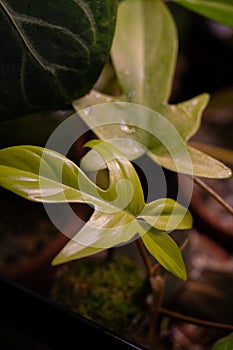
[0, 139, 192, 279]
[0, 0, 233, 348]
[74, 0, 232, 179]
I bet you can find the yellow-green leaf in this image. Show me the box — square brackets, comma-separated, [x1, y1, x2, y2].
[139, 198, 193, 231]
[141, 226, 187, 280]
[111, 0, 177, 107]
[172, 0, 233, 28]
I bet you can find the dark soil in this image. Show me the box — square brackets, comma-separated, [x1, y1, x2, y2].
[0, 189, 60, 270]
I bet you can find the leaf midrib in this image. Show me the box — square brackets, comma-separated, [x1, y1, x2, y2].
[182, 0, 233, 12]
[0, 164, 143, 218]
[0, 0, 91, 100]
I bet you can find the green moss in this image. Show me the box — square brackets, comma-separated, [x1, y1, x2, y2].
[52, 255, 146, 335]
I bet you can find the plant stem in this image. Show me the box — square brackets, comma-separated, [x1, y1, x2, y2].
[194, 177, 233, 216]
[135, 238, 166, 348]
[159, 307, 233, 331]
[148, 275, 166, 350]
[135, 238, 153, 276]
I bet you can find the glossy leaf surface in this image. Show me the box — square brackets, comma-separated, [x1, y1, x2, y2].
[141, 226, 187, 281]
[0, 0, 117, 119]
[172, 0, 233, 28]
[0, 142, 192, 279]
[74, 0, 232, 179]
[138, 198, 192, 231]
[75, 101, 232, 179]
[111, 0, 177, 107]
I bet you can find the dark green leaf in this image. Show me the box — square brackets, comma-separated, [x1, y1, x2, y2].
[0, 0, 117, 119]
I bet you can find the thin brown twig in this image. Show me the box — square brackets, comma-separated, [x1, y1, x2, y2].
[159, 307, 233, 331]
[179, 237, 189, 252]
[150, 263, 161, 277]
[194, 176, 233, 216]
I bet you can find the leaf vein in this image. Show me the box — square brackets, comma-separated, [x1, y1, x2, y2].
[72, 0, 97, 43]
[13, 14, 90, 73]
